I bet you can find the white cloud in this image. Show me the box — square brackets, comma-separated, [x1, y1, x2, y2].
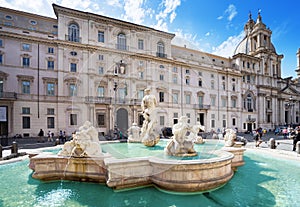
[122, 0, 146, 24]
[217, 16, 223, 20]
[225, 4, 237, 21]
[205, 32, 210, 36]
[154, 0, 181, 30]
[172, 29, 201, 50]
[105, 0, 122, 7]
[211, 31, 244, 57]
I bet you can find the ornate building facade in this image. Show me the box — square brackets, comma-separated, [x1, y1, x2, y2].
[0, 5, 299, 137]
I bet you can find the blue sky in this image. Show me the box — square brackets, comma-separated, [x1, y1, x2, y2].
[1, 0, 299, 78]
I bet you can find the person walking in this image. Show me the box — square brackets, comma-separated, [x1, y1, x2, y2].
[38, 129, 44, 143]
[293, 128, 300, 151]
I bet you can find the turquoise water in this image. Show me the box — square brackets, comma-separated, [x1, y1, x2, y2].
[101, 140, 222, 160]
[1, 144, 300, 206]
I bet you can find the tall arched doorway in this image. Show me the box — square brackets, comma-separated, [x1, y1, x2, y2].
[117, 108, 128, 136]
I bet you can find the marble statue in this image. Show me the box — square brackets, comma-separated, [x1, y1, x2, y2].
[140, 88, 160, 147]
[224, 128, 237, 147]
[127, 123, 141, 142]
[165, 116, 197, 156]
[58, 121, 103, 157]
[188, 122, 205, 144]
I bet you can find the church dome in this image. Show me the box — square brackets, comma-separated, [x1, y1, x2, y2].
[233, 36, 251, 55]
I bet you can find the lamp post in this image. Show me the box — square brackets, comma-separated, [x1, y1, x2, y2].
[287, 96, 295, 126]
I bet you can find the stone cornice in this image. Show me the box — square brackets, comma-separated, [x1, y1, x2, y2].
[52, 4, 175, 40]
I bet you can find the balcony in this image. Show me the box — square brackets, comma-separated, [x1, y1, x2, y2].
[246, 118, 256, 122]
[65, 35, 81, 43]
[85, 96, 112, 104]
[193, 104, 210, 110]
[116, 44, 129, 51]
[156, 52, 167, 58]
[0, 92, 17, 100]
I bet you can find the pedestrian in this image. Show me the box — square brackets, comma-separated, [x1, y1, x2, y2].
[293, 128, 300, 151]
[254, 129, 262, 147]
[47, 130, 52, 142]
[38, 129, 44, 143]
[62, 131, 66, 143]
[59, 130, 63, 144]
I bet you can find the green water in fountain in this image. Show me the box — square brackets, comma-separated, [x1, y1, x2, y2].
[1, 149, 300, 206]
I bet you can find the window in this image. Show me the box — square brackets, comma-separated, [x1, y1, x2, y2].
[47, 117, 55, 128]
[211, 96, 216, 106]
[221, 97, 227, 107]
[99, 55, 104, 60]
[97, 114, 105, 126]
[0, 54, 2, 65]
[198, 79, 202, 87]
[222, 119, 226, 128]
[138, 90, 144, 100]
[138, 71, 144, 79]
[211, 74, 214, 78]
[30, 20, 37, 25]
[211, 80, 214, 89]
[47, 108, 55, 115]
[70, 63, 77, 72]
[198, 71, 202, 76]
[70, 114, 77, 125]
[157, 42, 165, 57]
[99, 67, 104, 74]
[22, 81, 30, 94]
[22, 117, 30, 129]
[232, 118, 236, 126]
[246, 94, 253, 110]
[98, 31, 104, 43]
[267, 100, 271, 109]
[173, 75, 177, 84]
[22, 107, 30, 114]
[48, 47, 54, 54]
[47, 83, 55, 96]
[173, 113, 178, 124]
[231, 98, 237, 108]
[69, 84, 77, 96]
[232, 83, 236, 91]
[159, 74, 164, 81]
[173, 67, 177, 73]
[47, 60, 54, 70]
[0, 39, 3, 47]
[70, 51, 77, 56]
[23, 57, 30, 67]
[97, 86, 104, 97]
[22, 43, 30, 51]
[185, 69, 190, 74]
[185, 94, 191, 104]
[159, 92, 164, 102]
[138, 39, 144, 50]
[222, 82, 226, 90]
[5, 15, 12, 20]
[68, 23, 80, 42]
[172, 93, 178, 104]
[186, 78, 190, 85]
[186, 113, 191, 124]
[159, 65, 165, 69]
[117, 33, 127, 50]
[159, 116, 165, 126]
[198, 96, 203, 107]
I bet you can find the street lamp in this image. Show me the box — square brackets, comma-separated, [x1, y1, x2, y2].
[286, 96, 295, 126]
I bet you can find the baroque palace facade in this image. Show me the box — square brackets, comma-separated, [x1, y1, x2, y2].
[0, 4, 300, 137]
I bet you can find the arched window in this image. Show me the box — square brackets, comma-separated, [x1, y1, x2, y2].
[157, 42, 165, 57]
[117, 33, 127, 50]
[68, 23, 80, 42]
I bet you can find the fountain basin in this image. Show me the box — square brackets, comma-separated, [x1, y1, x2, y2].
[29, 153, 110, 182]
[29, 145, 240, 193]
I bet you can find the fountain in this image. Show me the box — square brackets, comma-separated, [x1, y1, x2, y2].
[140, 88, 160, 147]
[29, 91, 246, 193]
